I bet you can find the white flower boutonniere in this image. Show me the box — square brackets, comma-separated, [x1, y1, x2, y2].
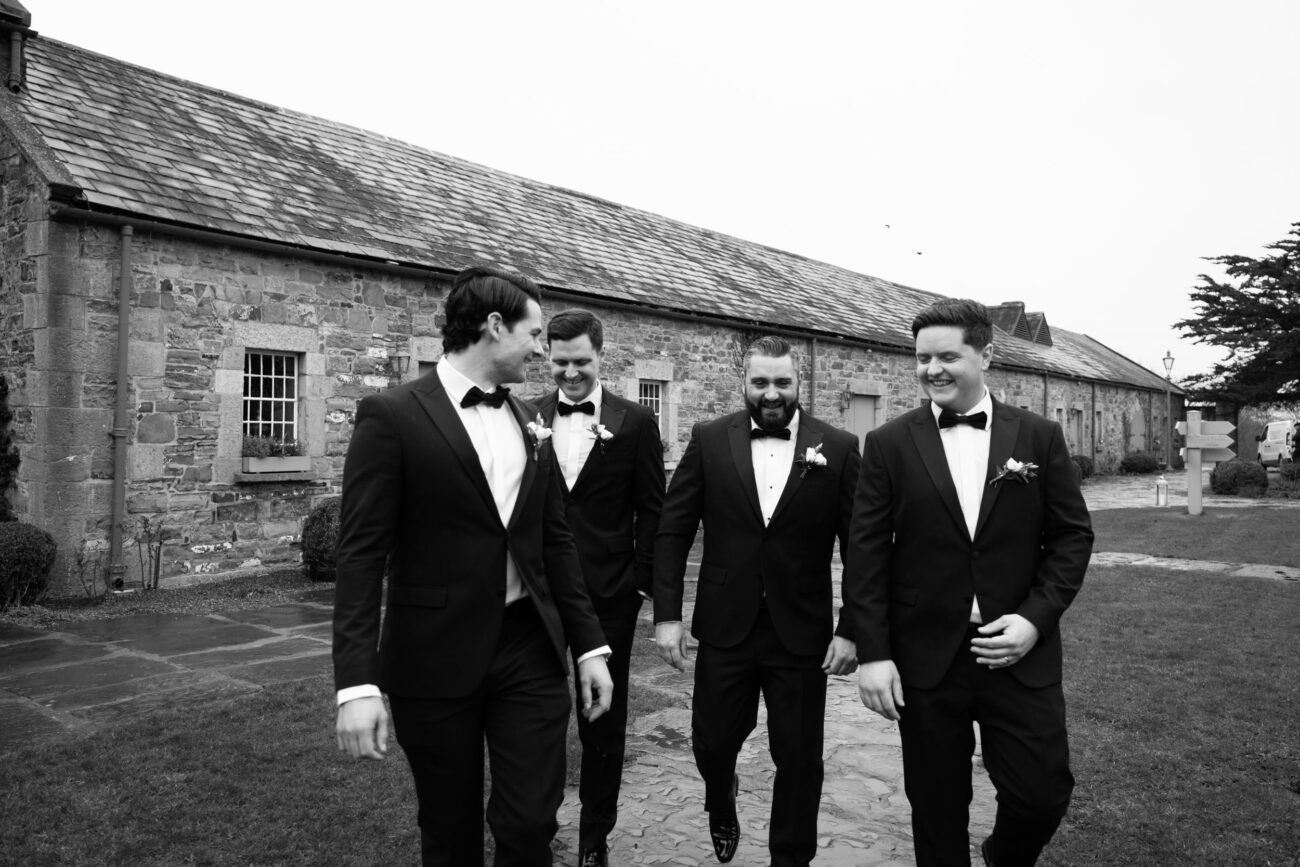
[588, 422, 614, 454]
[989, 457, 1039, 487]
[526, 413, 552, 460]
[794, 442, 828, 478]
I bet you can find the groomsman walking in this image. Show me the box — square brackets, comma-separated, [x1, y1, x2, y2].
[536, 309, 665, 867]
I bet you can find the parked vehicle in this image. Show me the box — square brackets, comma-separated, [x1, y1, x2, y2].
[1255, 419, 1296, 467]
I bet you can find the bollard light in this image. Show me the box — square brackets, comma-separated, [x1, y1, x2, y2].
[1155, 474, 1169, 506]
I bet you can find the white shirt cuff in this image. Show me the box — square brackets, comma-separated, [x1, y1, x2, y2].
[577, 645, 612, 664]
[336, 684, 382, 707]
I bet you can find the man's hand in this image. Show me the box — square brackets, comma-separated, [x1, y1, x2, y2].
[577, 655, 615, 721]
[654, 621, 691, 671]
[971, 614, 1040, 669]
[336, 696, 389, 760]
[857, 660, 904, 721]
[821, 636, 859, 676]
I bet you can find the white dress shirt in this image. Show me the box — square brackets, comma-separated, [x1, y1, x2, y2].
[751, 409, 800, 527]
[931, 389, 992, 623]
[553, 383, 603, 490]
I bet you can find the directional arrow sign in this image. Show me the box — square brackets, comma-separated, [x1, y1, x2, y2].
[1200, 421, 1236, 435]
[1176, 421, 1188, 435]
[1185, 433, 1234, 449]
[1181, 447, 1236, 462]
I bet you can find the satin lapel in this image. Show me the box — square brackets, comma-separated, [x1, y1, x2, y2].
[411, 375, 499, 521]
[728, 418, 764, 524]
[536, 393, 571, 495]
[769, 422, 819, 525]
[907, 412, 967, 536]
[975, 406, 1020, 540]
[572, 400, 625, 492]
[505, 396, 540, 529]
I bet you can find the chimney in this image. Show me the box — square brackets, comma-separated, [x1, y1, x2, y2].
[0, 1, 33, 95]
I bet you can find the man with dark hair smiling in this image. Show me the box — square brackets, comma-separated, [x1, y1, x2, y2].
[535, 308, 665, 867]
[333, 265, 613, 866]
[654, 336, 860, 866]
[846, 298, 1093, 866]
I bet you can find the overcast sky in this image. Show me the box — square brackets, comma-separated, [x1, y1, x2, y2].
[35, 1, 1300, 381]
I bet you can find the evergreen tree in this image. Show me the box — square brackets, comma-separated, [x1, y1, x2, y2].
[1175, 223, 1300, 404]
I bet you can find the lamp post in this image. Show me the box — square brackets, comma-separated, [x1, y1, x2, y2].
[1162, 350, 1174, 469]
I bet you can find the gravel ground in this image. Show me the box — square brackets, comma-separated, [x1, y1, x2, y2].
[0, 568, 334, 630]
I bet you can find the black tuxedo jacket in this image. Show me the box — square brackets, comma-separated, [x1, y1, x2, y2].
[332, 366, 607, 699]
[535, 388, 665, 602]
[653, 410, 860, 656]
[844, 399, 1093, 690]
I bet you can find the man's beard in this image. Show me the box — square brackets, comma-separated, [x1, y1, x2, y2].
[746, 395, 799, 432]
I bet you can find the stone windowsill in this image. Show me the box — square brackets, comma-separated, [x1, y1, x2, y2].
[233, 471, 319, 484]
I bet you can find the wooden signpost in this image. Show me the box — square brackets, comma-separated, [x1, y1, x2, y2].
[1176, 411, 1236, 515]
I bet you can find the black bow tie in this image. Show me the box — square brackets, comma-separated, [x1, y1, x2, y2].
[750, 427, 792, 440]
[556, 400, 596, 416]
[938, 408, 987, 430]
[461, 386, 510, 409]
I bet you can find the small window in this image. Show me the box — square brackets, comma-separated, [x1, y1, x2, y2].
[638, 380, 664, 428]
[243, 351, 299, 442]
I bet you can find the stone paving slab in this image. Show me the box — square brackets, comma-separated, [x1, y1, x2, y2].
[217, 602, 333, 629]
[173, 635, 327, 669]
[1, 653, 176, 700]
[67, 673, 261, 727]
[0, 636, 111, 673]
[0, 621, 48, 644]
[1092, 552, 1300, 581]
[0, 695, 76, 752]
[220, 653, 331, 686]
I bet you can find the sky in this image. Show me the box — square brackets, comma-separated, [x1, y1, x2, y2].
[32, 1, 1300, 382]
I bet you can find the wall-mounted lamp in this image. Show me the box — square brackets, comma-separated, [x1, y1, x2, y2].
[388, 348, 411, 377]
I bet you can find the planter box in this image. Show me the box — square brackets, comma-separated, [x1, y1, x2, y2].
[241, 455, 311, 473]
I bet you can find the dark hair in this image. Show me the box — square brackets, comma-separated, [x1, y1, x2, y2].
[911, 298, 993, 350]
[441, 266, 542, 354]
[546, 308, 604, 351]
[742, 335, 799, 375]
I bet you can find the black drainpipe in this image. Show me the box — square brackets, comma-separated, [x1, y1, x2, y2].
[107, 225, 132, 588]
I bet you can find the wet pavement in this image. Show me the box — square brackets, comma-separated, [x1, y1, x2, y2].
[3, 469, 1298, 865]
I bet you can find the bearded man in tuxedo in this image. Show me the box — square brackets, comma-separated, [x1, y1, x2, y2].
[654, 335, 860, 866]
[845, 298, 1093, 866]
[333, 265, 613, 866]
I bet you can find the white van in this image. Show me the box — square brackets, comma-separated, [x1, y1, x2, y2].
[1256, 420, 1296, 467]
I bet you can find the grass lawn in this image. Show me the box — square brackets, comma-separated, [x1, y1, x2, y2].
[1090, 505, 1300, 566]
[1044, 565, 1300, 865]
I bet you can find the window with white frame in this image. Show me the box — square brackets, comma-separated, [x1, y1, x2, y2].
[638, 380, 665, 428]
[243, 351, 299, 443]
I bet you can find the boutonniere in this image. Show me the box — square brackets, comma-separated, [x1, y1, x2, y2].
[989, 457, 1038, 487]
[588, 422, 614, 454]
[526, 413, 552, 460]
[794, 442, 828, 478]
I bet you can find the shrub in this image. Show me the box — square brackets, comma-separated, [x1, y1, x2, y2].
[0, 374, 18, 522]
[0, 522, 57, 610]
[1210, 459, 1269, 496]
[241, 436, 302, 458]
[1280, 461, 1300, 483]
[301, 497, 341, 582]
[1118, 452, 1160, 474]
[1070, 455, 1095, 480]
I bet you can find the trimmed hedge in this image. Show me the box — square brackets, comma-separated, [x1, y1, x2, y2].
[1070, 454, 1095, 480]
[1210, 459, 1269, 496]
[1119, 452, 1160, 475]
[301, 497, 341, 582]
[0, 522, 57, 610]
[1281, 461, 1300, 482]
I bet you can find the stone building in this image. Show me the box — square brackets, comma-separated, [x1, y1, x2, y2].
[0, 8, 1182, 595]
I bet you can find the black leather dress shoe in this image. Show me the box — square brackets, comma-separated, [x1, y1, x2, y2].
[980, 836, 996, 866]
[708, 775, 740, 863]
[578, 842, 608, 867]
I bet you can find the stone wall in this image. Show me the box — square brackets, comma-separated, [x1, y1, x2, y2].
[5, 198, 1177, 596]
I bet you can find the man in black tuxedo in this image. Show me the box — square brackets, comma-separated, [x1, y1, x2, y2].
[333, 265, 614, 867]
[654, 336, 860, 866]
[845, 298, 1094, 866]
[535, 309, 665, 867]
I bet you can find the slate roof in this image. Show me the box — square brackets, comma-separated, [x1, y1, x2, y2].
[8, 35, 1176, 393]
